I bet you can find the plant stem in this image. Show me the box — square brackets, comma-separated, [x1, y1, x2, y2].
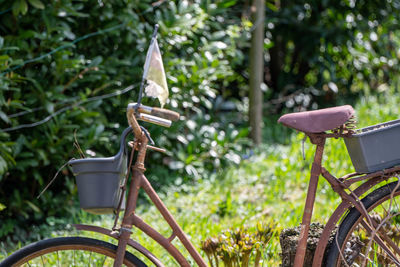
[254, 250, 262, 267]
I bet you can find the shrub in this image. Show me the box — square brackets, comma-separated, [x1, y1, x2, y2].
[201, 222, 276, 267]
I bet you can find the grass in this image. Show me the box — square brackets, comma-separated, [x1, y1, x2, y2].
[2, 89, 400, 265]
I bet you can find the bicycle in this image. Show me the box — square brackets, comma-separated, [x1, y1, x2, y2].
[2, 103, 400, 266]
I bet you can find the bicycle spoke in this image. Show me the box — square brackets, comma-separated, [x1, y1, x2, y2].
[100, 254, 107, 267]
[89, 251, 92, 266]
[360, 216, 400, 265]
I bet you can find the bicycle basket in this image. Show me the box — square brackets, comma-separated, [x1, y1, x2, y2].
[344, 119, 400, 173]
[69, 127, 131, 214]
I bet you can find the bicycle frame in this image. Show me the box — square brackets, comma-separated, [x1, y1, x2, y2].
[73, 112, 400, 267]
[76, 110, 208, 267]
[298, 133, 400, 267]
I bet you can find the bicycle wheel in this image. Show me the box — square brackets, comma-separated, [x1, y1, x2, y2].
[1, 236, 147, 267]
[325, 181, 400, 266]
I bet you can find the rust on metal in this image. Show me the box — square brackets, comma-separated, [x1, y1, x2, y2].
[132, 215, 191, 266]
[147, 144, 167, 153]
[321, 167, 400, 259]
[114, 111, 148, 267]
[140, 174, 208, 267]
[133, 133, 149, 172]
[293, 136, 325, 267]
[126, 108, 142, 137]
[113, 168, 144, 267]
[114, 106, 400, 267]
[312, 172, 400, 266]
[359, 218, 400, 261]
[340, 171, 360, 180]
[342, 165, 400, 187]
[115, 108, 208, 267]
[72, 224, 165, 267]
[167, 232, 177, 243]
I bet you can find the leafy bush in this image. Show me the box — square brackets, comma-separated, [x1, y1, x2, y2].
[2, 0, 400, 245]
[263, 0, 400, 110]
[0, 0, 250, 241]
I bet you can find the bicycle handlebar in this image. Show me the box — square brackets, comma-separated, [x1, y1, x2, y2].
[127, 103, 180, 122]
[126, 108, 142, 137]
[138, 113, 172, 127]
[147, 107, 180, 122]
[126, 103, 180, 137]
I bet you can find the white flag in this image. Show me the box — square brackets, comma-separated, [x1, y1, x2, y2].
[143, 39, 168, 107]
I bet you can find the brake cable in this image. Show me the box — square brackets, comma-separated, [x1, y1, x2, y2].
[140, 126, 155, 145]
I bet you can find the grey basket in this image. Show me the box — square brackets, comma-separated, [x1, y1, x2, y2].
[344, 119, 400, 173]
[69, 127, 131, 214]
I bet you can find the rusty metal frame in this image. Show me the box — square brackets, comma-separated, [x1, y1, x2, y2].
[293, 134, 326, 266]
[292, 131, 400, 267]
[72, 224, 165, 267]
[75, 107, 400, 267]
[109, 109, 208, 267]
[312, 165, 400, 266]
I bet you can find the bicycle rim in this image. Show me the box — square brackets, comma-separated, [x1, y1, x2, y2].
[325, 181, 400, 266]
[1, 236, 147, 267]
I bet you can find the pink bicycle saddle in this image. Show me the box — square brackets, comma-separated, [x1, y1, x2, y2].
[278, 105, 355, 133]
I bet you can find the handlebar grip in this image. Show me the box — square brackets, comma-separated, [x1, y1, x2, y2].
[150, 107, 180, 122]
[138, 113, 172, 128]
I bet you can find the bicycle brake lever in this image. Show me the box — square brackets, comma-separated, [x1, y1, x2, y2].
[140, 126, 155, 145]
[147, 145, 167, 154]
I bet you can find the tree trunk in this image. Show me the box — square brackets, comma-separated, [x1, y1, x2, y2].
[249, 0, 265, 145]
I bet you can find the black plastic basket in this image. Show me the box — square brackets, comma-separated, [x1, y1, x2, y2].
[344, 119, 400, 173]
[69, 127, 131, 214]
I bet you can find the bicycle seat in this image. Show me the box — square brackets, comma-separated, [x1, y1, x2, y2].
[278, 105, 355, 133]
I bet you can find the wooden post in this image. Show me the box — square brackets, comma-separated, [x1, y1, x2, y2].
[249, 0, 265, 145]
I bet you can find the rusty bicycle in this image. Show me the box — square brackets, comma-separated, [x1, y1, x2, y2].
[3, 103, 400, 267]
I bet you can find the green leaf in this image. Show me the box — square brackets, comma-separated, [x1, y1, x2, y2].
[28, 0, 45, 9]
[0, 110, 10, 124]
[20, 0, 28, 15]
[89, 56, 103, 66]
[266, 2, 278, 12]
[0, 55, 10, 64]
[44, 101, 54, 113]
[13, 0, 29, 16]
[12, 0, 22, 16]
[0, 156, 7, 175]
[25, 200, 41, 213]
[9, 59, 24, 66]
[0, 203, 6, 212]
[0, 46, 20, 52]
[219, 0, 237, 8]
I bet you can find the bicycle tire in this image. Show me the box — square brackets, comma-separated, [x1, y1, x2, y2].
[0, 236, 148, 267]
[325, 181, 400, 266]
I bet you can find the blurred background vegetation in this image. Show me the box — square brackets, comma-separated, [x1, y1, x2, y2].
[1, 0, 400, 263]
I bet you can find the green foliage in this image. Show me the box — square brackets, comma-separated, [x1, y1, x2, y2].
[263, 0, 400, 110]
[201, 223, 276, 267]
[2, 92, 400, 265]
[0, 0, 249, 242]
[2, 0, 400, 252]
